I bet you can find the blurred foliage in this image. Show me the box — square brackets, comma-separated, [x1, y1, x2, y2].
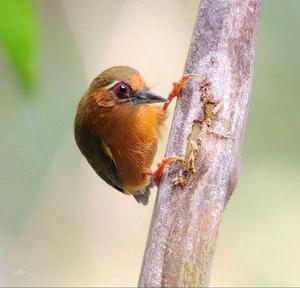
[0, 0, 85, 239]
[0, 0, 39, 93]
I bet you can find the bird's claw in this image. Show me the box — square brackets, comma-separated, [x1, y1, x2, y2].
[162, 73, 205, 111]
[147, 156, 185, 185]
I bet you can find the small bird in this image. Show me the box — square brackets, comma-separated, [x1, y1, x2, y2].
[74, 66, 192, 205]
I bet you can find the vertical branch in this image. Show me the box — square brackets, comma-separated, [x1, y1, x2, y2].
[139, 0, 261, 287]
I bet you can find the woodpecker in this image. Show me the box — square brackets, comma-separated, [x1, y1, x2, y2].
[74, 66, 192, 205]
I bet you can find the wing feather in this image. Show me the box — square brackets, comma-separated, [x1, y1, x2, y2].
[75, 124, 123, 192]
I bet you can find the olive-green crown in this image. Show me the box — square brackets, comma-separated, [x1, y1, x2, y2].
[91, 66, 140, 89]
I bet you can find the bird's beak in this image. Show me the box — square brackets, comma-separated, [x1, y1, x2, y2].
[133, 90, 167, 105]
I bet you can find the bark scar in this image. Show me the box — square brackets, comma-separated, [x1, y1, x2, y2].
[199, 78, 233, 138]
[171, 78, 232, 188]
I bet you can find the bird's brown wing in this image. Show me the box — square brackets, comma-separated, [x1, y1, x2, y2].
[75, 125, 123, 193]
[94, 140, 123, 192]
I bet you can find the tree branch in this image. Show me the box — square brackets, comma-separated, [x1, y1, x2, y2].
[138, 0, 261, 287]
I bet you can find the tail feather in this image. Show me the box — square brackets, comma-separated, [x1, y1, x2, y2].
[133, 180, 154, 205]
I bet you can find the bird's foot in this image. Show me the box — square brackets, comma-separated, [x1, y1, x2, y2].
[162, 73, 205, 111]
[147, 156, 184, 185]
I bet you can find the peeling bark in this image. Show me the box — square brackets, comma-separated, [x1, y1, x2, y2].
[139, 0, 261, 287]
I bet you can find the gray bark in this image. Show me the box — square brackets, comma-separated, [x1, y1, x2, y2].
[139, 0, 261, 287]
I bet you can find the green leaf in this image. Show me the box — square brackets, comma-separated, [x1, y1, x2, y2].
[0, 0, 39, 93]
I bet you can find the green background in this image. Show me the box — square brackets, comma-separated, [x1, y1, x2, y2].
[0, 0, 299, 286]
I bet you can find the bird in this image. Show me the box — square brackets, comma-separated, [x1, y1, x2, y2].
[74, 66, 193, 205]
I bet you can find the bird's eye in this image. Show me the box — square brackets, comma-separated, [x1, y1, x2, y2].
[113, 83, 132, 99]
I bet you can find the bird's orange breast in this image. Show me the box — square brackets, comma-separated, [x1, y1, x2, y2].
[96, 104, 165, 193]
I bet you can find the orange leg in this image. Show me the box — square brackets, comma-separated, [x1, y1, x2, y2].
[147, 158, 170, 185]
[147, 157, 184, 185]
[162, 73, 203, 111]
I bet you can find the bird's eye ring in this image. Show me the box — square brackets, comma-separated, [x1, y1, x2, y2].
[113, 82, 132, 99]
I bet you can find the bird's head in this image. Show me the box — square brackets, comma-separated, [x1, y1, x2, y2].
[87, 66, 167, 108]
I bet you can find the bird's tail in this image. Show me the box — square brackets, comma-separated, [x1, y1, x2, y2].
[133, 180, 154, 205]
